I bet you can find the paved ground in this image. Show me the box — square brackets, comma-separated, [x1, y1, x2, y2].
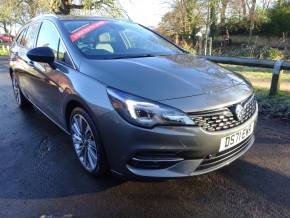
[0, 57, 290, 218]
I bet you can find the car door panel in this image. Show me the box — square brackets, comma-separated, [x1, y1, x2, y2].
[13, 22, 41, 103]
[29, 61, 62, 121]
[25, 21, 71, 122]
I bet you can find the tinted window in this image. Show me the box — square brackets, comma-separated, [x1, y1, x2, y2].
[37, 21, 59, 57]
[25, 22, 40, 48]
[61, 20, 184, 59]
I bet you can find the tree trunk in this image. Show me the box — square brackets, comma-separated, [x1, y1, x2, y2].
[241, 0, 247, 17]
[220, 0, 229, 28]
[248, 0, 257, 45]
[51, 0, 71, 15]
[204, 1, 211, 55]
[2, 22, 9, 35]
[220, 0, 229, 47]
[59, 0, 71, 15]
[209, 0, 217, 40]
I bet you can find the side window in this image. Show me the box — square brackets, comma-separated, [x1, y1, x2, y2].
[58, 41, 72, 66]
[20, 28, 28, 46]
[37, 21, 59, 57]
[25, 22, 40, 48]
[16, 30, 24, 44]
[37, 21, 73, 67]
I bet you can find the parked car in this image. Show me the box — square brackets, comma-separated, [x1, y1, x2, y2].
[0, 34, 14, 42]
[9, 15, 258, 179]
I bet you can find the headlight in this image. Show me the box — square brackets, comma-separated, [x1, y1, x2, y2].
[107, 88, 195, 128]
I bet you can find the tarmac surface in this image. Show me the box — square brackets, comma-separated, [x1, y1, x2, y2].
[0, 57, 289, 218]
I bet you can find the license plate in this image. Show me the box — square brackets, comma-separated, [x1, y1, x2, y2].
[219, 122, 254, 152]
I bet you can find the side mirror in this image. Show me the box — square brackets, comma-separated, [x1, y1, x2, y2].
[27, 47, 55, 64]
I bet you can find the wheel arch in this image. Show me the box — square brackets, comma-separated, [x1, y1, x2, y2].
[64, 96, 97, 132]
[64, 96, 110, 173]
[65, 99, 85, 131]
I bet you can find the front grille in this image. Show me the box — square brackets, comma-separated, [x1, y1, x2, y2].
[195, 135, 253, 172]
[190, 94, 257, 132]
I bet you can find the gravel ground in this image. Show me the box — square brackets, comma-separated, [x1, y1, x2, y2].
[0, 57, 289, 218]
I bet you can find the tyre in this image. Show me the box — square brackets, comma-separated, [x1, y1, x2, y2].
[70, 107, 109, 176]
[11, 72, 31, 109]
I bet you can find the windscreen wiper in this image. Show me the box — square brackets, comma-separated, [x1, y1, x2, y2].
[108, 54, 157, 60]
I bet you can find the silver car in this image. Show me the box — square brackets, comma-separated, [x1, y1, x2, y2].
[9, 15, 258, 179]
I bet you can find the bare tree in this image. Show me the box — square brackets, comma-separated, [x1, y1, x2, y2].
[241, 0, 247, 17]
[247, 0, 257, 44]
[0, 0, 24, 34]
[220, 0, 229, 28]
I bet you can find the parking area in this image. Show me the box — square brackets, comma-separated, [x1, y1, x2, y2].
[0, 57, 290, 218]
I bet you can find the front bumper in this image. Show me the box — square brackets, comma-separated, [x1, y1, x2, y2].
[97, 105, 258, 179]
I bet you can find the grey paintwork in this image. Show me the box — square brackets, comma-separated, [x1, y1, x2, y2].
[83, 55, 249, 101]
[9, 15, 257, 178]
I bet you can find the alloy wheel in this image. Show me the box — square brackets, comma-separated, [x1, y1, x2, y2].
[71, 113, 98, 172]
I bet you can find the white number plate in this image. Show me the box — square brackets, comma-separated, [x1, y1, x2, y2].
[219, 122, 254, 152]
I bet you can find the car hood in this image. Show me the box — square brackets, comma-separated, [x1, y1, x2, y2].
[81, 54, 249, 101]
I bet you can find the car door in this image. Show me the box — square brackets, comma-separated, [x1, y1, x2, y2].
[27, 20, 73, 122]
[11, 24, 40, 100]
[10, 29, 27, 95]
[18, 22, 42, 101]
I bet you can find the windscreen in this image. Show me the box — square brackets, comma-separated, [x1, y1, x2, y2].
[61, 20, 184, 59]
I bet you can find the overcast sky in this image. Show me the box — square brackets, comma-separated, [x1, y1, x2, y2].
[119, 0, 171, 27]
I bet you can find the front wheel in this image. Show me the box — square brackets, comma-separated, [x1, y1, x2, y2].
[11, 72, 31, 109]
[70, 107, 109, 176]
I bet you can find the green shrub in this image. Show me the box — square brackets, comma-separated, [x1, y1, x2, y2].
[261, 2, 290, 36]
[179, 40, 196, 55]
[254, 46, 284, 60]
[213, 47, 255, 58]
[266, 47, 284, 60]
[215, 46, 284, 60]
[256, 88, 290, 119]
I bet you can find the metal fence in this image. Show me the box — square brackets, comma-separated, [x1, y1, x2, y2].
[201, 56, 290, 96]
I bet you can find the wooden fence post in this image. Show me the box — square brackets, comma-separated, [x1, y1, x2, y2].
[269, 60, 283, 96]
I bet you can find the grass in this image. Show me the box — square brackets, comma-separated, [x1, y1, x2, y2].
[223, 65, 290, 81]
[255, 88, 290, 119]
[0, 47, 9, 56]
[220, 65, 290, 119]
[221, 64, 290, 93]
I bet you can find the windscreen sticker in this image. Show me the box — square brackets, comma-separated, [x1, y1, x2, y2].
[70, 21, 108, 42]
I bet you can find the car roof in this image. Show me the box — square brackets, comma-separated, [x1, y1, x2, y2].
[31, 14, 131, 23]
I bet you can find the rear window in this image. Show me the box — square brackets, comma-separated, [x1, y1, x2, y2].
[61, 20, 184, 59]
